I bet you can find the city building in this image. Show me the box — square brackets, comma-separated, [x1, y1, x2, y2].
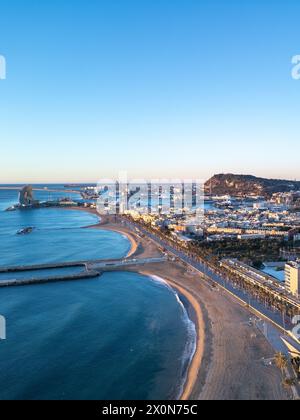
[221, 259, 300, 313]
[253, 202, 267, 210]
[285, 262, 300, 297]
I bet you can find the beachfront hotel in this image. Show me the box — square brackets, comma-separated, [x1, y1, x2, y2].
[285, 262, 300, 297]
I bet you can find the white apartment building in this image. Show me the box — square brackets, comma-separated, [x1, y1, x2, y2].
[285, 262, 300, 297]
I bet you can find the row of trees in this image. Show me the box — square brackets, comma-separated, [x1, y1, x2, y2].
[275, 352, 299, 392]
[123, 216, 300, 321]
[191, 237, 285, 267]
[122, 215, 300, 391]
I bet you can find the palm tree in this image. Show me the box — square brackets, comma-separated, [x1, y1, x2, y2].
[282, 377, 296, 390]
[275, 352, 288, 377]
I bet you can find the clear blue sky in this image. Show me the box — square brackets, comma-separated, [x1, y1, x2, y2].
[0, 0, 299, 183]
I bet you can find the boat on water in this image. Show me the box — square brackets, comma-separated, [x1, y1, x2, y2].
[17, 227, 35, 235]
[6, 206, 17, 212]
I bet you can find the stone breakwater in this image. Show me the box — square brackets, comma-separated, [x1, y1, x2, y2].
[0, 262, 100, 288]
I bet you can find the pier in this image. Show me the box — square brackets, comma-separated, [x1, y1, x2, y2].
[0, 257, 168, 287]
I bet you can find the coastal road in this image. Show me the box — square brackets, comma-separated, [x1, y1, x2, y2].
[114, 217, 300, 398]
[121, 218, 294, 333]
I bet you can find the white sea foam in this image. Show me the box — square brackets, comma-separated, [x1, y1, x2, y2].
[149, 275, 197, 399]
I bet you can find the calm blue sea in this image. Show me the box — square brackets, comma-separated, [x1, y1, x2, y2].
[0, 187, 196, 400]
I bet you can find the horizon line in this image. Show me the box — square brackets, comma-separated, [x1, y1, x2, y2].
[0, 172, 300, 185]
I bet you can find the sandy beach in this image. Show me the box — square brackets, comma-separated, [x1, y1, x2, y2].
[141, 261, 288, 400]
[70, 209, 206, 399]
[66, 208, 289, 400]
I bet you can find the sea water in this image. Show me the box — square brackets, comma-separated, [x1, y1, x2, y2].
[0, 187, 196, 400]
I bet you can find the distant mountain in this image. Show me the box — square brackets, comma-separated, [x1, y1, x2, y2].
[205, 174, 300, 197]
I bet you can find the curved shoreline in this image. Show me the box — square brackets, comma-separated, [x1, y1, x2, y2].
[1, 202, 291, 400]
[88, 224, 138, 258]
[169, 281, 204, 401]
[10, 204, 204, 400]
[139, 270, 205, 400]
[65, 208, 205, 400]
[60, 207, 138, 258]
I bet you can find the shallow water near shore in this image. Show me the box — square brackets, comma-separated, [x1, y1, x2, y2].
[0, 187, 196, 400]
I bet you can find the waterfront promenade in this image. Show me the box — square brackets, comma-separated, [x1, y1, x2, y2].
[92, 213, 291, 399]
[115, 216, 300, 399]
[121, 217, 297, 332]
